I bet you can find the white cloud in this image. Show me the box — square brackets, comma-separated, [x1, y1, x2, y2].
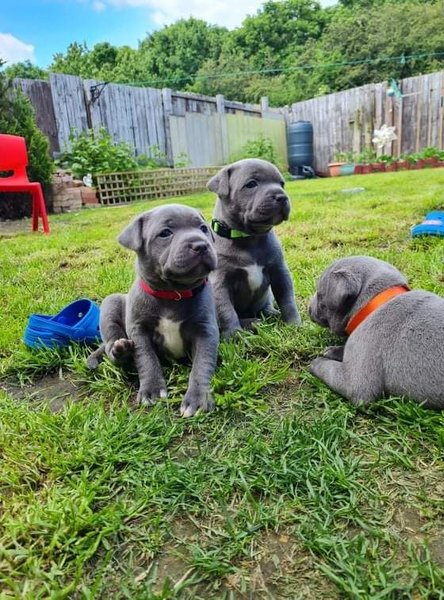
[93, 0, 106, 11]
[103, 0, 265, 29]
[0, 33, 35, 65]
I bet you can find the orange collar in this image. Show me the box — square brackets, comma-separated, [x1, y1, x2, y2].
[345, 285, 410, 335]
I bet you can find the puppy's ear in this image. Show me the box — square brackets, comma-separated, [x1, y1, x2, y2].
[327, 268, 362, 309]
[118, 213, 147, 251]
[207, 166, 231, 199]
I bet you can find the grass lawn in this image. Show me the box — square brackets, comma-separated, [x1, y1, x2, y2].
[1, 169, 443, 599]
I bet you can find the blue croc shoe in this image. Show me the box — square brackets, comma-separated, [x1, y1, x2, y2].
[411, 211, 444, 237]
[24, 299, 102, 349]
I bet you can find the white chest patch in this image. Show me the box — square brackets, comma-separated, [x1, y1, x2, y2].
[156, 318, 185, 358]
[244, 264, 264, 293]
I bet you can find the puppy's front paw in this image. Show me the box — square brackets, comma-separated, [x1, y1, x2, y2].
[180, 389, 215, 418]
[283, 313, 302, 326]
[137, 383, 167, 407]
[323, 345, 344, 361]
[221, 326, 242, 340]
[309, 356, 327, 377]
[239, 317, 260, 331]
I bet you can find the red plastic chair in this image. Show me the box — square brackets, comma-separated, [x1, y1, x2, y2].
[0, 133, 50, 233]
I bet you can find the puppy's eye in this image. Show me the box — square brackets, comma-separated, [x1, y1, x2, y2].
[200, 224, 209, 234]
[158, 228, 173, 238]
[245, 180, 258, 189]
[280, 181, 285, 188]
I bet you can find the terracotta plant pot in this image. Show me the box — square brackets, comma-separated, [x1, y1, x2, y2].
[411, 159, 425, 170]
[361, 164, 372, 174]
[397, 160, 410, 170]
[385, 162, 398, 172]
[424, 157, 438, 167]
[81, 187, 99, 205]
[354, 164, 363, 174]
[328, 162, 344, 177]
[371, 163, 385, 172]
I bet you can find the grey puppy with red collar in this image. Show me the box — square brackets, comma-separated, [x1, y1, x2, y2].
[207, 158, 300, 338]
[309, 255, 444, 409]
[87, 204, 219, 417]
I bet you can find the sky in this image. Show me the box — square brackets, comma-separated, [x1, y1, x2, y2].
[1, 0, 336, 69]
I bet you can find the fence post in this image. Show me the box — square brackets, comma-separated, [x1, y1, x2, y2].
[162, 87, 174, 166]
[216, 94, 225, 114]
[260, 96, 269, 116]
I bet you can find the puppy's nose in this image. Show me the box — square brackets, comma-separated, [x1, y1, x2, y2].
[189, 240, 208, 255]
[274, 194, 288, 203]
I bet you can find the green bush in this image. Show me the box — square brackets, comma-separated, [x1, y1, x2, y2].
[0, 69, 53, 185]
[234, 136, 282, 170]
[57, 128, 139, 183]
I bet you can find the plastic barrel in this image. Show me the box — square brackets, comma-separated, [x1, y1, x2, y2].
[287, 121, 314, 177]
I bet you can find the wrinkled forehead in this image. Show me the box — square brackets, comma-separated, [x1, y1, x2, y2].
[231, 162, 284, 186]
[145, 206, 204, 232]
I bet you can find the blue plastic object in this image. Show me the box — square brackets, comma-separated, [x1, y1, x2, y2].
[411, 211, 444, 238]
[24, 298, 101, 349]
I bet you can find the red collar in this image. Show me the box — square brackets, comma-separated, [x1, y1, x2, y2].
[346, 285, 410, 335]
[139, 279, 207, 301]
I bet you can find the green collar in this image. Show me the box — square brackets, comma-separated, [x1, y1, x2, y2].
[211, 218, 252, 239]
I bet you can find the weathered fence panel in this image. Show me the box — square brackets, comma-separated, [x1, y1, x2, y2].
[84, 80, 167, 157]
[49, 73, 89, 152]
[96, 166, 219, 205]
[170, 113, 227, 167]
[14, 78, 60, 155]
[226, 113, 287, 166]
[170, 112, 286, 168]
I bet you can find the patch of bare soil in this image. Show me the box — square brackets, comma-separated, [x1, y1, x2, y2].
[1, 373, 83, 411]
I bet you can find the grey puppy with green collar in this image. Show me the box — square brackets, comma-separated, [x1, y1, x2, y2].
[309, 255, 444, 409]
[207, 158, 300, 338]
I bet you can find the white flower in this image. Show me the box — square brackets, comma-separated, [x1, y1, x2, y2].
[372, 124, 397, 149]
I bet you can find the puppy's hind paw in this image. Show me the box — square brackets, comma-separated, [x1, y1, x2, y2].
[86, 345, 105, 370]
[109, 338, 134, 362]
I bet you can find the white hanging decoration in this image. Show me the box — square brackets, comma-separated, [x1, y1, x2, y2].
[372, 124, 397, 149]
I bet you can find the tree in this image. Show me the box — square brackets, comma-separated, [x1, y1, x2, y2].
[231, 0, 327, 70]
[0, 63, 53, 219]
[4, 60, 48, 81]
[137, 18, 228, 87]
[311, 0, 444, 93]
[50, 42, 93, 77]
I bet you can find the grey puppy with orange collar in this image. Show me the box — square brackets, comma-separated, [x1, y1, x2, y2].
[309, 256, 444, 409]
[207, 158, 300, 338]
[87, 204, 219, 417]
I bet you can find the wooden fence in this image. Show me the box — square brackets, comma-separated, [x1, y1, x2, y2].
[14, 69, 444, 175]
[286, 71, 444, 172]
[96, 166, 219, 205]
[14, 74, 280, 167]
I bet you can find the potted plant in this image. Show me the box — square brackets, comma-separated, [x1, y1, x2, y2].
[376, 154, 396, 172]
[328, 151, 355, 177]
[421, 147, 439, 167]
[397, 154, 411, 170]
[356, 149, 376, 174]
